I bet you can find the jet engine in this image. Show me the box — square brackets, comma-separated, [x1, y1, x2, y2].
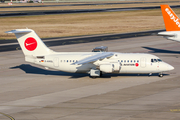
[112, 62, 121, 71]
[99, 62, 121, 73]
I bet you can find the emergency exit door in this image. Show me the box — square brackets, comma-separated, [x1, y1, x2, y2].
[140, 57, 146, 68]
[53, 58, 59, 67]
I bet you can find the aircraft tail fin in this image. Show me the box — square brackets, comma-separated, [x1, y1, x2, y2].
[161, 5, 180, 31]
[6, 29, 54, 62]
[6, 29, 53, 56]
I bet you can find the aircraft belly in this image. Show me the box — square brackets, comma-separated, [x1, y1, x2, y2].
[120, 66, 157, 74]
[120, 66, 143, 73]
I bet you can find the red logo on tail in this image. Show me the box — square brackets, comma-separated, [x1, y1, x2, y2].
[24, 37, 37, 51]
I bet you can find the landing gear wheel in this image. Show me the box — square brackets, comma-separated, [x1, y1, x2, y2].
[149, 73, 152, 77]
[159, 74, 163, 78]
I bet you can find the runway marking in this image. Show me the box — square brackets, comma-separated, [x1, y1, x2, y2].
[0, 112, 15, 120]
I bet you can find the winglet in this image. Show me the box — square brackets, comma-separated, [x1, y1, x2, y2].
[161, 5, 180, 31]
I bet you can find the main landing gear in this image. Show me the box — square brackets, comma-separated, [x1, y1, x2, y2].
[90, 69, 103, 78]
[91, 71, 103, 79]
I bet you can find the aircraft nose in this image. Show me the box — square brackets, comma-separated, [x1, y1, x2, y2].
[168, 65, 174, 71]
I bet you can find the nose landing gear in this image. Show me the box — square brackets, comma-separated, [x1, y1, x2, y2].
[159, 73, 163, 77]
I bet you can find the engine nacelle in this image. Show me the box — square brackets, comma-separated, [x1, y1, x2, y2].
[100, 64, 114, 73]
[99, 62, 121, 73]
[111, 62, 121, 71]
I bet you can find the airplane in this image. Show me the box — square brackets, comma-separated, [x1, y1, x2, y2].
[158, 5, 180, 42]
[6, 29, 174, 78]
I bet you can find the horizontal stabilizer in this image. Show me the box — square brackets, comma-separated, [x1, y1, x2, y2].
[158, 31, 180, 42]
[5, 29, 33, 34]
[158, 31, 176, 37]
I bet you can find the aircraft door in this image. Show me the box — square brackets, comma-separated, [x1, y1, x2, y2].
[53, 58, 59, 67]
[140, 57, 146, 68]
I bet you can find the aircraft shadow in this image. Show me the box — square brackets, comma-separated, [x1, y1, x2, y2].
[143, 46, 180, 54]
[10, 64, 88, 79]
[107, 73, 169, 77]
[10, 64, 169, 79]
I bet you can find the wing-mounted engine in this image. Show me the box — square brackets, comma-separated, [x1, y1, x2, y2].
[99, 64, 113, 73]
[99, 62, 121, 73]
[112, 62, 121, 72]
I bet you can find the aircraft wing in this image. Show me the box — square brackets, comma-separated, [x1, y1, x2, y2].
[73, 52, 114, 65]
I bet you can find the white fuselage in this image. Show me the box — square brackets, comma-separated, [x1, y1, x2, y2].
[26, 52, 173, 74]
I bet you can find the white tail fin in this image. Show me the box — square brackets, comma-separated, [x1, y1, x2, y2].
[6, 29, 53, 56]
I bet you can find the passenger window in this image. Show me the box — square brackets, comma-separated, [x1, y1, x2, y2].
[137, 60, 139, 63]
[127, 60, 129, 63]
[121, 60, 123, 62]
[67, 60, 68, 62]
[124, 60, 126, 63]
[70, 60, 71, 62]
[134, 60, 136, 63]
[131, 60, 132, 63]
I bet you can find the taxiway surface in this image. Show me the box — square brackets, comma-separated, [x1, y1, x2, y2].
[1, 5, 180, 17]
[0, 35, 180, 120]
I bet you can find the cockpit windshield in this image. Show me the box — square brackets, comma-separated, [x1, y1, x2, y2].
[157, 59, 162, 62]
[151, 59, 162, 63]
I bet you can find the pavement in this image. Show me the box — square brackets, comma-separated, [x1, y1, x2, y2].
[0, 35, 180, 120]
[0, 29, 165, 52]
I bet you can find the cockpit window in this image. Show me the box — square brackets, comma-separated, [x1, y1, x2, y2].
[151, 59, 154, 62]
[151, 59, 162, 63]
[154, 59, 157, 62]
[157, 59, 162, 62]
